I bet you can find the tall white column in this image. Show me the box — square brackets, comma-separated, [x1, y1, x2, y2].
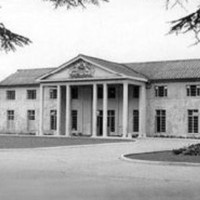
[65, 85, 71, 137]
[103, 83, 108, 137]
[39, 85, 44, 136]
[139, 84, 146, 137]
[92, 84, 97, 137]
[122, 82, 128, 138]
[56, 85, 61, 136]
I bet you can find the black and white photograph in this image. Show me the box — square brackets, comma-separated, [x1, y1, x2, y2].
[0, 0, 200, 200]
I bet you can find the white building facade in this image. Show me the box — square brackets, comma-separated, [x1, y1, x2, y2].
[0, 55, 200, 138]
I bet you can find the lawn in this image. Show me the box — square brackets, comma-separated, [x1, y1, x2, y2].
[125, 151, 200, 163]
[0, 135, 132, 149]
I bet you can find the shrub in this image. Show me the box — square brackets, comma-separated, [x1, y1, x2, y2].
[173, 143, 200, 156]
[132, 134, 139, 138]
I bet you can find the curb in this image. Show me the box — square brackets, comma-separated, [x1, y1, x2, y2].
[120, 153, 200, 167]
[0, 141, 135, 152]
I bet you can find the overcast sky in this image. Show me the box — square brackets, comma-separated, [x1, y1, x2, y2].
[0, 0, 200, 80]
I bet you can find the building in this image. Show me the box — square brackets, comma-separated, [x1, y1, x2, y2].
[0, 54, 200, 138]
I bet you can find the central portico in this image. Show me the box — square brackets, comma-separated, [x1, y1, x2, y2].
[37, 55, 147, 138]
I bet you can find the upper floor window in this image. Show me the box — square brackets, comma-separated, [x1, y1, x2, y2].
[6, 90, 15, 100]
[71, 87, 78, 99]
[98, 86, 103, 99]
[186, 85, 200, 97]
[49, 88, 57, 99]
[133, 86, 139, 98]
[155, 86, 167, 97]
[108, 87, 116, 99]
[27, 90, 36, 100]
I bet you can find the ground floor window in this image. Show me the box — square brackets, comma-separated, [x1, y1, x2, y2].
[155, 110, 166, 133]
[7, 110, 14, 129]
[71, 110, 78, 131]
[50, 110, 57, 130]
[27, 110, 35, 120]
[133, 110, 139, 132]
[108, 110, 115, 132]
[188, 110, 199, 133]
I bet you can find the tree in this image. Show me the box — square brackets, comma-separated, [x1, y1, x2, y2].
[1, 0, 200, 52]
[0, 23, 31, 52]
[167, 0, 200, 45]
[44, 0, 108, 8]
[0, 0, 107, 52]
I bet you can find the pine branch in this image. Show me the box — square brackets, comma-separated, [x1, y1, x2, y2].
[166, 0, 188, 10]
[169, 8, 200, 44]
[0, 23, 31, 52]
[43, 0, 108, 9]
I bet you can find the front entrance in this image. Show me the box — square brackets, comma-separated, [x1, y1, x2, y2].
[97, 110, 103, 136]
[71, 86, 92, 136]
[97, 110, 116, 136]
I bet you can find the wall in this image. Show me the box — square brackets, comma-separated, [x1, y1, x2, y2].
[146, 81, 200, 137]
[0, 86, 40, 134]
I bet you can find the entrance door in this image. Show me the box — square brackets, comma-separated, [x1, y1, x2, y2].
[97, 110, 116, 136]
[107, 110, 115, 136]
[97, 110, 103, 136]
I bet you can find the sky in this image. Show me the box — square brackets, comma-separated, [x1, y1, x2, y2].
[0, 0, 200, 80]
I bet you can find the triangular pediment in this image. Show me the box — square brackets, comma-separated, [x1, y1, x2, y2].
[39, 56, 122, 81]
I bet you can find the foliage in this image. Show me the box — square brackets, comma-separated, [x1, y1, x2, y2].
[43, 0, 108, 9]
[0, 0, 107, 52]
[0, 23, 31, 52]
[1, 0, 200, 52]
[173, 143, 200, 156]
[167, 0, 200, 45]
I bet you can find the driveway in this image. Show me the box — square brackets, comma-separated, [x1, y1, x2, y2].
[0, 138, 200, 200]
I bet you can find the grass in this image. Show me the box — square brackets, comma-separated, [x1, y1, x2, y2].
[0, 135, 132, 149]
[126, 151, 200, 163]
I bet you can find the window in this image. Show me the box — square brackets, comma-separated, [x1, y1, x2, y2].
[97, 86, 103, 99]
[27, 90, 36, 99]
[186, 85, 200, 97]
[108, 87, 116, 99]
[156, 110, 166, 133]
[133, 86, 139, 98]
[107, 110, 115, 132]
[50, 110, 57, 130]
[71, 110, 78, 130]
[7, 110, 14, 130]
[49, 88, 57, 99]
[188, 110, 199, 133]
[6, 90, 15, 100]
[28, 110, 35, 120]
[155, 86, 167, 97]
[71, 87, 78, 99]
[7, 110, 14, 120]
[133, 110, 139, 132]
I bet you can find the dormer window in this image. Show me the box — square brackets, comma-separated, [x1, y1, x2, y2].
[155, 86, 167, 97]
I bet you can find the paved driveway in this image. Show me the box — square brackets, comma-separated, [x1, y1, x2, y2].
[0, 138, 200, 200]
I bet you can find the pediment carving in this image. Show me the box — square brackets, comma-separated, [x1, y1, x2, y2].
[69, 61, 95, 78]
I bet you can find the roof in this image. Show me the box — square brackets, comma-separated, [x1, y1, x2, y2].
[80, 54, 147, 80]
[0, 68, 56, 86]
[1, 55, 200, 86]
[125, 59, 200, 81]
